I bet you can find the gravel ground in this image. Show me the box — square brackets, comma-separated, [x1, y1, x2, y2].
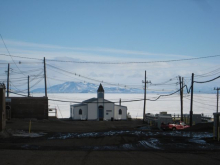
[1, 150, 220, 165]
[1, 118, 220, 165]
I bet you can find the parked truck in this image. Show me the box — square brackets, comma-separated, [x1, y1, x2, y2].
[161, 121, 190, 131]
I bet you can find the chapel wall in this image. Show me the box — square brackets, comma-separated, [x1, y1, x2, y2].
[88, 103, 97, 120]
[104, 103, 114, 120]
[114, 105, 127, 120]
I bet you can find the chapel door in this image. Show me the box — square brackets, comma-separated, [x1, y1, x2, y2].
[98, 106, 104, 121]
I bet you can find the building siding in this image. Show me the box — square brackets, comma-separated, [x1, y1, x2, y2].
[88, 103, 98, 120]
[104, 103, 114, 120]
[114, 105, 127, 120]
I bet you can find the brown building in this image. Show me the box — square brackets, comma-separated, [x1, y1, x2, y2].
[7, 97, 48, 119]
[0, 83, 6, 132]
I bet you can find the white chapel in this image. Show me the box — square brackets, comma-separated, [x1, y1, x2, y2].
[70, 84, 127, 121]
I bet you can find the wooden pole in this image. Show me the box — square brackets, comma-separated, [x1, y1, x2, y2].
[28, 75, 30, 97]
[214, 87, 219, 140]
[143, 70, 146, 123]
[179, 76, 183, 121]
[181, 77, 184, 121]
[7, 63, 10, 97]
[190, 73, 194, 127]
[44, 57, 47, 97]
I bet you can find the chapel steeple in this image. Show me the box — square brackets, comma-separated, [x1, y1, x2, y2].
[97, 84, 104, 99]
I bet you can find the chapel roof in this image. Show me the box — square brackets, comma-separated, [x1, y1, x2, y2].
[82, 98, 97, 103]
[72, 103, 87, 107]
[82, 98, 114, 104]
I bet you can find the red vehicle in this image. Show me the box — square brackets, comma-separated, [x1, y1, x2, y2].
[161, 121, 190, 131]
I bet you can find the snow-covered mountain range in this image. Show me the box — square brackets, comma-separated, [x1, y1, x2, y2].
[31, 81, 215, 94]
[31, 81, 143, 93]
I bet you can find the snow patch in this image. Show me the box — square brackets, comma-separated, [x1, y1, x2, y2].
[188, 139, 207, 144]
[139, 140, 161, 150]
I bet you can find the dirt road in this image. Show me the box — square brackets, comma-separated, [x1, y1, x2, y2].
[1, 150, 220, 165]
[1, 119, 220, 164]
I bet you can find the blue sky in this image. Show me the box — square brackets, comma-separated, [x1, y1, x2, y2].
[0, 0, 220, 93]
[1, 0, 220, 55]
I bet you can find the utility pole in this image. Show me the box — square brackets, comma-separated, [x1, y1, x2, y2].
[214, 87, 220, 140]
[119, 98, 121, 106]
[7, 63, 10, 97]
[179, 76, 183, 121]
[28, 75, 30, 97]
[143, 71, 147, 123]
[142, 71, 151, 123]
[44, 57, 47, 97]
[190, 73, 194, 127]
[181, 77, 184, 121]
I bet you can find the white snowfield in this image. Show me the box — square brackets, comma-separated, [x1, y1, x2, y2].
[46, 93, 216, 119]
[9, 93, 217, 119]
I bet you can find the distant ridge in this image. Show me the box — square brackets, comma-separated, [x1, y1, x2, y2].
[31, 81, 144, 93]
[30, 81, 215, 94]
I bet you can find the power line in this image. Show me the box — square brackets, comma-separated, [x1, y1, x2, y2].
[29, 78, 43, 90]
[0, 54, 42, 61]
[47, 64, 141, 89]
[0, 35, 26, 76]
[0, 62, 42, 65]
[9, 84, 183, 103]
[47, 65, 178, 92]
[195, 67, 220, 76]
[10, 68, 44, 74]
[194, 75, 220, 83]
[35, 54, 220, 64]
[184, 97, 216, 107]
[193, 68, 220, 80]
[10, 82, 28, 93]
[180, 66, 220, 80]
[9, 91, 27, 97]
[1, 53, 220, 64]
[149, 76, 179, 86]
[183, 98, 216, 111]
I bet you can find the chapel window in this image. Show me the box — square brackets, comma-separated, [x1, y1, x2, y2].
[119, 109, 122, 115]
[79, 109, 82, 115]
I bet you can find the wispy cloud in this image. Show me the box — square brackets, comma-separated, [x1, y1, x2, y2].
[1, 39, 219, 92]
[3, 39, 191, 59]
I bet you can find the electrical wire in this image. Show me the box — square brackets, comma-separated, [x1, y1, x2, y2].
[184, 97, 217, 107]
[1, 53, 220, 64]
[0, 54, 42, 61]
[9, 84, 183, 103]
[0, 35, 26, 76]
[194, 75, 220, 83]
[47, 64, 142, 89]
[195, 67, 220, 77]
[46, 54, 220, 64]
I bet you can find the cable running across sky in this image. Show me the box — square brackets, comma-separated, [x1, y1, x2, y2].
[1, 53, 220, 64]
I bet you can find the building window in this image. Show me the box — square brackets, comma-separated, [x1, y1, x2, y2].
[79, 109, 82, 115]
[119, 109, 122, 115]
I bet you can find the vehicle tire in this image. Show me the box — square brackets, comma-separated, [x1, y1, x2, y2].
[172, 127, 176, 131]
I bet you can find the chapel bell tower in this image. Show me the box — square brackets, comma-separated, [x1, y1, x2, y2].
[97, 84, 104, 99]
